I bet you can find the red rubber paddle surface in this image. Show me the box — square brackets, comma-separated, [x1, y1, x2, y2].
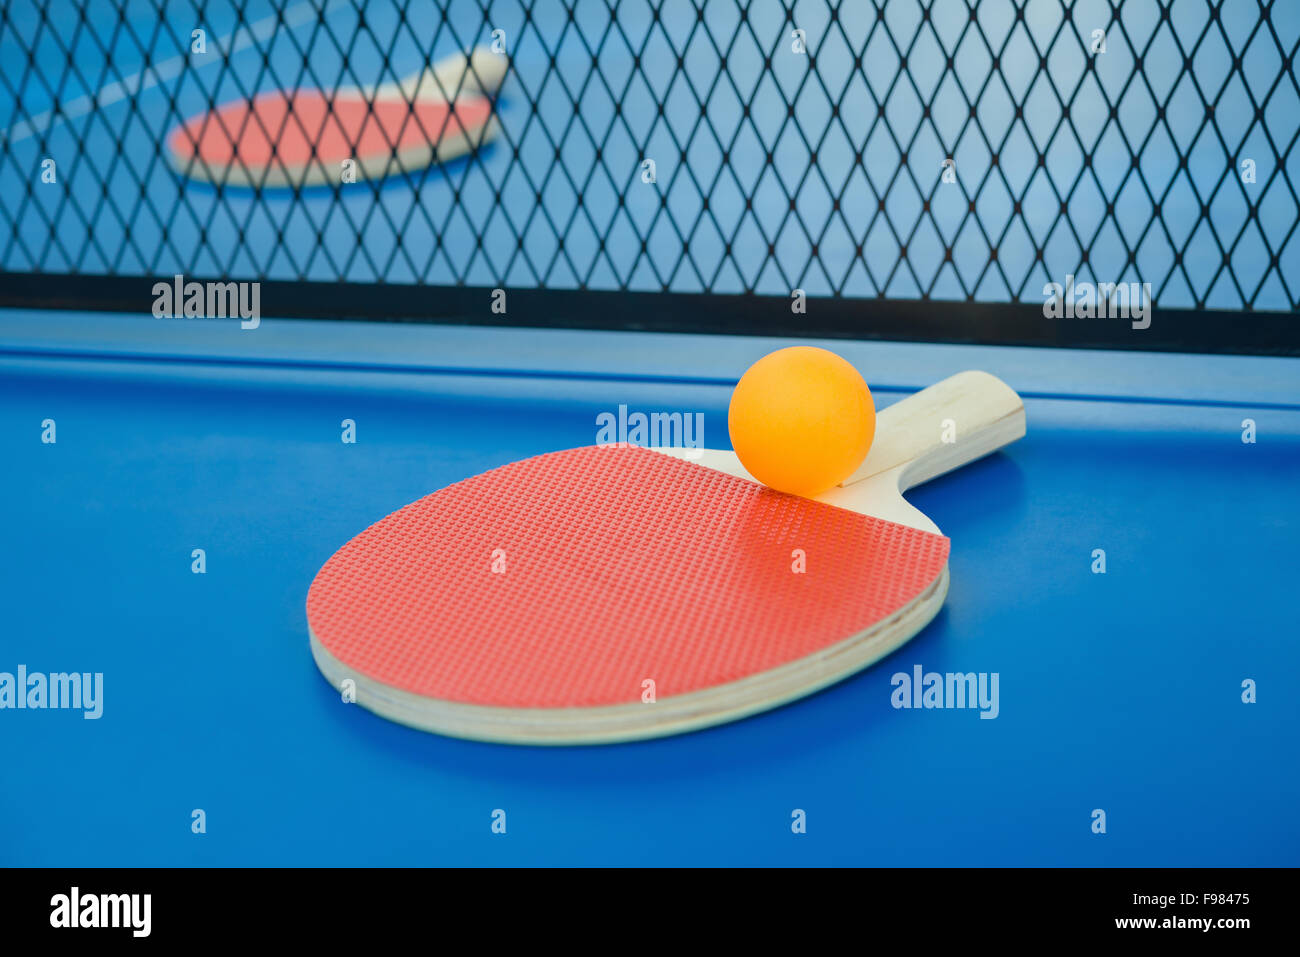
[168, 89, 493, 170]
[306, 445, 950, 710]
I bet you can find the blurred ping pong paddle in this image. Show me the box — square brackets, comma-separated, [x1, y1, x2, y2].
[168, 47, 506, 188]
[306, 370, 1025, 745]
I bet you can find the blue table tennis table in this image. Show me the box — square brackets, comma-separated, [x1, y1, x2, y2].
[3, 0, 1294, 309]
[0, 1, 1297, 867]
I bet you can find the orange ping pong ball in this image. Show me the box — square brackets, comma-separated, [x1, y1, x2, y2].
[727, 346, 876, 497]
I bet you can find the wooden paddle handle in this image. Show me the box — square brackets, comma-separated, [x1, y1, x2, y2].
[840, 370, 1025, 491]
[400, 47, 508, 101]
[431, 47, 508, 97]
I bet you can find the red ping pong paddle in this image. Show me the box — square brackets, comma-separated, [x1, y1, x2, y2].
[306, 370, 1025, 744]
[168, 47, 506, 188]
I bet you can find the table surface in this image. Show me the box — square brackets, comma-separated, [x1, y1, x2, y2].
[1, 310, 1297, 866]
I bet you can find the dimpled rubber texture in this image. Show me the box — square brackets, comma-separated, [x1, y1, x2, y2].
[169, 91, 492, 169]
[306, 445, 949, 710]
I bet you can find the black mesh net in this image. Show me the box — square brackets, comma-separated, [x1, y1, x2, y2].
[1, 0, 1296, 316]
